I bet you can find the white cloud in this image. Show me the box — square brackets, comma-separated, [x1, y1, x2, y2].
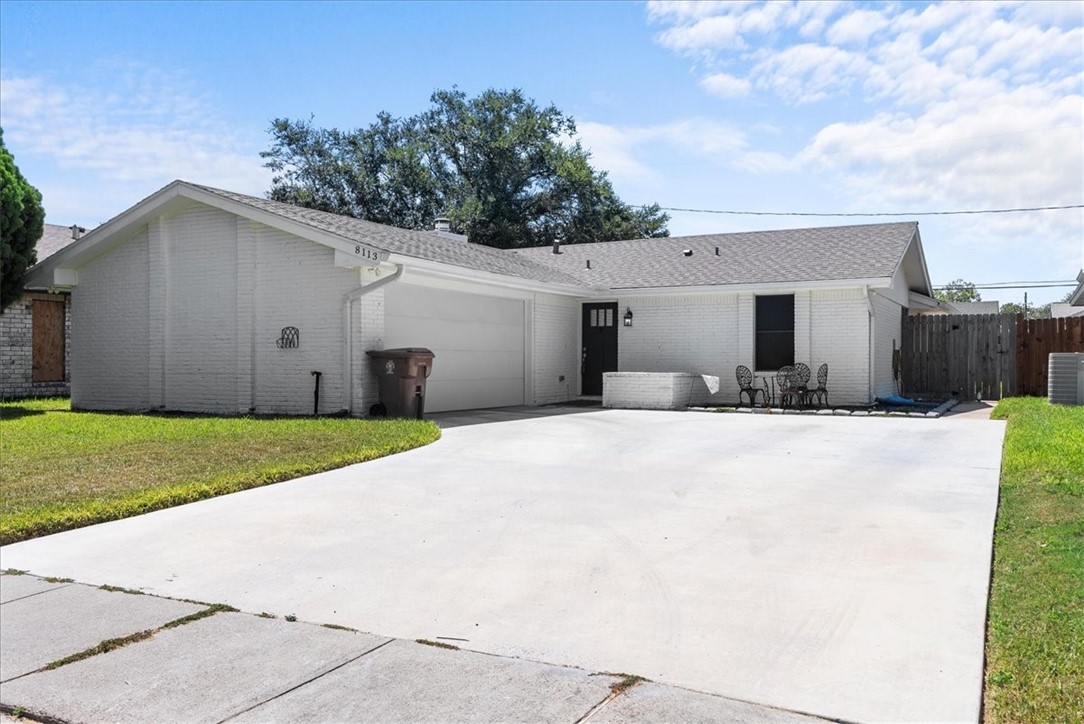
[578, 118, 749, 186]
[752, 44, 870, 103]
[0, 65, 270, 222]
[699, 72, 751, 98]
[644, 0, 1083, 260]
[645, 0, 753, 23]
[825, 9, 888, 46]
[656, 13, 745, 52]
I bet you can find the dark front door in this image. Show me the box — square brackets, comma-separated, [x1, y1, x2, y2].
[582, 302, 618, 395]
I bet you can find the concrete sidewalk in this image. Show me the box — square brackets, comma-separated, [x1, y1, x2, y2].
[0, 572, 824, 723]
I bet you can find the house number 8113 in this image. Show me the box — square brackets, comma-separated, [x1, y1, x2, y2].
[354, 245, 380, 261]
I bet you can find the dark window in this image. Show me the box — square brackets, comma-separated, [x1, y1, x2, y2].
[755, 295, 794, 371]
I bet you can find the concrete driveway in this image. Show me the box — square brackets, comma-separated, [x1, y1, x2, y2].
[0, 409, 1005, 723]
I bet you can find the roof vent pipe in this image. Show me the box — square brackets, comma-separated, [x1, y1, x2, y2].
[434, 217, 451, 233]
[586, 260, 591, 270]
[715, 246, 720, 256]
[552, 240, 561, 254]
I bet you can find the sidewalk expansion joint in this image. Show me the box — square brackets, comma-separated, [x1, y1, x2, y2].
[216, 638, 395, 723]
[0, 702, 70, 724]
[0, 604, 237, 685]
[0, 584, 74, 607]
[575, 673, 648, 723]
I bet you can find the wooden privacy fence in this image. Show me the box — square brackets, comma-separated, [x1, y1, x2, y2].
[1017, 316, 1084, 396]
[901, 314, 1016, 400]
[902, 313, 1084, 400]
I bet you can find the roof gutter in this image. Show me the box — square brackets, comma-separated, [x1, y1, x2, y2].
[387, 253, 597, 297]
[614, 277, 893, 298]
[342, 264, 404, 415]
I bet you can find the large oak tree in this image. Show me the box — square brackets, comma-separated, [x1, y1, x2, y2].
[262, 88, 669, 249]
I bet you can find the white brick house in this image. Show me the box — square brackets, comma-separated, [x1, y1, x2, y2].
[24, 181, 936, 414]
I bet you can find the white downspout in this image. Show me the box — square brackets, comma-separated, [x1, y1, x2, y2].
[863, 285, 875, 404]
[342, 264, 404, 414]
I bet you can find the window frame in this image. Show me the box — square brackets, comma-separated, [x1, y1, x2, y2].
[754, 294, 795, 371]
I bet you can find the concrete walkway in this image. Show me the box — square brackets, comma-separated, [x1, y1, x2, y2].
[0, 573, 821, 723]
[942, 400, 997, 420]
[0, 409, 1006, 722]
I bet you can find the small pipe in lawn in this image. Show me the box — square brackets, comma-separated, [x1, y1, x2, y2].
[311, 370, 322, 415]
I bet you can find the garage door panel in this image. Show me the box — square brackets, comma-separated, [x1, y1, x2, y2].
[389, 286, 522, 325]
[384, 318, 523, 352]
[434, 350, 524, 381]
[427, 379, 526, 412]
[385, 284, 525, 412]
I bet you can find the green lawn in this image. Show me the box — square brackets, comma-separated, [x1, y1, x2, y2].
[0, 398, 440, 546]
[986, 398, 1084, 723]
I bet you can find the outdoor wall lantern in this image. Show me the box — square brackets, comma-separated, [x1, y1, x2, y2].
[623, 307, 633, 327]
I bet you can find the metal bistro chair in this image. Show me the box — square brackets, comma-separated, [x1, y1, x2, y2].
[794, 362, 812, 408]
[776, 365, 802, 409]
[735, 365, 766, 407]
[809, 363, 829, 408]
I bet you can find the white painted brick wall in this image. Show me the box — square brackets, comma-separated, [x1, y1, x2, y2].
[603, 372, 695, 410]
[617, 293, 738, 405]
[164, 207, 239, 413]
[249, 220, 361, 415]
[871, 291, 903, 399]
[70, 206, 365, 415]
[0, 293, 71, 399]
[354, 288, 386, 414]
[809, 289, 871, 405]
[532, 293, 577, 404]
[615, 289, 873, 406]
[71, 229, 151, 410]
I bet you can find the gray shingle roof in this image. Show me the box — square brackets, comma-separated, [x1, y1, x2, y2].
[190, 184, 589, 288]
[513, 223, 919, 289]
[36, 224, 79, 260]
[191, 184, 917, 291]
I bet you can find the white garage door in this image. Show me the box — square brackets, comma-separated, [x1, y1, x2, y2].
[384, 284, 525, 413]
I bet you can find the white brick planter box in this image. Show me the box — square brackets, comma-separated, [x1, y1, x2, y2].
[603, 372, 698, 410]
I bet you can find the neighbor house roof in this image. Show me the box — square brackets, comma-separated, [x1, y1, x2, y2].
[514, 222, 922, 290]
[1050, 302, 1084, 318]
[190, 184, 589, 288]
[948, 301, 1000, 315]
[36, 224, 80, 260]
[1069, 270, 1084, 307]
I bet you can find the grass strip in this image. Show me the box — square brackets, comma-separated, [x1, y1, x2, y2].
[985, 398, 1083, 723]
[608, 674, 648, 696]
[416, 638, 459, 650]
[0, 398, 440, 544]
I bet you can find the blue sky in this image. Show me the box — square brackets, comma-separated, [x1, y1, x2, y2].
[2, 0, 1081, 305]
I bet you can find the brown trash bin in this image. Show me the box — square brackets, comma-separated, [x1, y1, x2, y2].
[366, 348, 435, 419]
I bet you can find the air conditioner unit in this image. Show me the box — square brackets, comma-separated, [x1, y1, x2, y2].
[1047, 353, 1084, 405]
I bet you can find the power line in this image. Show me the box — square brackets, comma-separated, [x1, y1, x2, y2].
[932, 283, 1075, 290]
[932, 279, 1076, 288]
[650, 204, 1083, 217]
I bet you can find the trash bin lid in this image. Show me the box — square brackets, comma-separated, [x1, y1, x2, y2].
[366, 347, 435, 359]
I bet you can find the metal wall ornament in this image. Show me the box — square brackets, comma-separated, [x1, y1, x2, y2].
[276, 326, 300, 349]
